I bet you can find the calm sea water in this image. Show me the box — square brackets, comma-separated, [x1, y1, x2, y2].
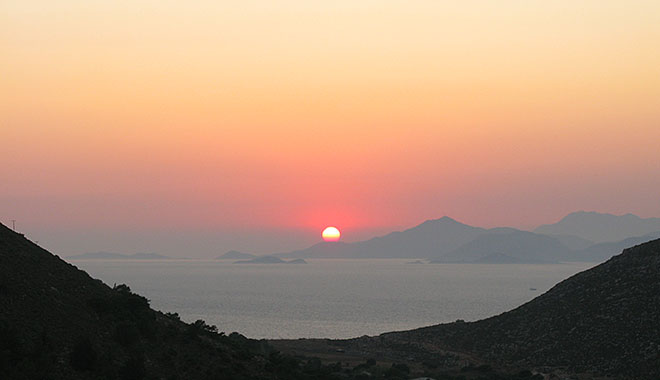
[69, 259, 593, 339]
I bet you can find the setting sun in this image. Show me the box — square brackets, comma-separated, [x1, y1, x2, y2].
[2, 1, 658, 377]
[322, 227, 341, 242]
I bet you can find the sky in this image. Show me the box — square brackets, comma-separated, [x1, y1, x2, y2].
[2, 1, 660, 257]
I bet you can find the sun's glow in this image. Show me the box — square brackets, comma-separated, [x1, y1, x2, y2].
[322, 226, 341, 242]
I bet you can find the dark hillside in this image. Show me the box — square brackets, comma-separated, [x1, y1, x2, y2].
[0, 223, 338, 380]
[275, 239, 660, 379]
[383, 238, 660, 377]
[2, 222, 539, 380]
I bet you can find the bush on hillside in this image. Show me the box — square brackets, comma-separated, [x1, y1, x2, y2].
[70, 336, 97, 371]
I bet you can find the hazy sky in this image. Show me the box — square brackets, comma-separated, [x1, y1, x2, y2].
[2, 1, 660, 256]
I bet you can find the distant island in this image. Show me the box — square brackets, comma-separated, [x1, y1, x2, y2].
[215, 250, 257, 260]
[66, 251, 171, 260]
[233, 255, 307, 264]
[406, 260, 426, 264]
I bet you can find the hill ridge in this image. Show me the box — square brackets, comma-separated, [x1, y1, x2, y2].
[382, 237, 660, 377]
[0, 223, 366, 379]
[535, 211, 660, 243]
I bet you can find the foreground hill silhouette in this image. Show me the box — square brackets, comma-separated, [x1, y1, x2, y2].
[5, 221, 659, 378]
[0, 223, 379, 380]
[1, 223, 265, 379]
[276, 238, 660, 378]
[401, 238, 660, 377]
[1, 222, 544, 379]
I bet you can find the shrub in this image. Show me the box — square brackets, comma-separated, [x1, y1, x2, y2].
[119, 352, 145, 380]
[115, 322, 141, 347]
[190, 320, 218, 334]
[70, 336, 97, 371]
[0, 321, 21, 370]
[265, 351, 299, 374]
[88, 284, 150, 317]
[385, 362, 410, 378]
[303, 357, 322, 372]
[113, 284, 132, 293]
[165, 312, 180, 321]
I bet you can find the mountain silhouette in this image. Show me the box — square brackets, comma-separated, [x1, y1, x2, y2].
[576, 232, 660, 262]
[535, 211, 660, 243]
[545, 233, 594, 250]
[431, 230, 574, 263]
[277, 216, 485, 258]
[266, 212, 660, 263]
[0, 223, 350, 379]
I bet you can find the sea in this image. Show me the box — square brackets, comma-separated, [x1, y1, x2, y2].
[69, 259, 594, 339]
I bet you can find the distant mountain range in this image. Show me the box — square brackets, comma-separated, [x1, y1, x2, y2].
[0, 223, 370, 379]
[576, 231, 660, 262]
[535, 211, 660, 243]
[430, 229, 574, 264]
[67, 251, 171, 260]
[230, 211, 660, 264]
[276, 217, 485, 259]
[72, 211, 660, 264]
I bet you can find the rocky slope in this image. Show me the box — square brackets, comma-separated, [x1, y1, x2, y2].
[1, 222, 545, 379]
[276, 238, 660, 379]
[0, 223, 352, 380]
[381, 238, 660, 378]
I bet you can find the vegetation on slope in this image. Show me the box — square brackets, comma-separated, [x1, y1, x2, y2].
[354, 238, 660, 378]
[6, 220, 657, 379]
[0, 224, 405, 379]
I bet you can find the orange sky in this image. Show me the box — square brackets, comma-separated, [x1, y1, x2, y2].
[2, 1, 660, 256]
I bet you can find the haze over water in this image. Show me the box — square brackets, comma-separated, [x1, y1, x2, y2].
[4, 1, 660, 257]
[71, 259, 592, 339]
